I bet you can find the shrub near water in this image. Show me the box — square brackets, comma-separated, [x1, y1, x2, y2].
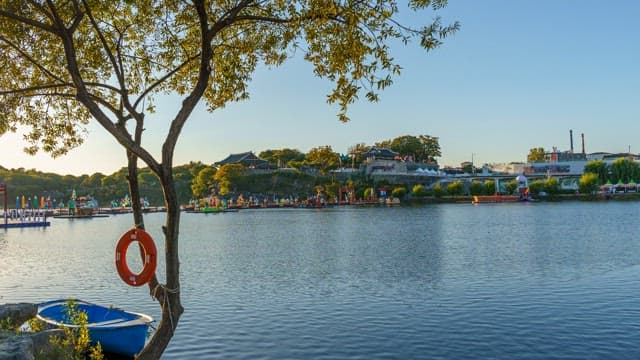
[412, 184, 427, 197]
[528, 179, 545, 195]
[0, 317, 14, 330]
[469, 181, 483, 196]
[579, 173, 600, 194]
[432, 183, 444, 198]
[30, 300, 104, 360]
[446, 181, 464, 196]
[391, 187, 407, 198]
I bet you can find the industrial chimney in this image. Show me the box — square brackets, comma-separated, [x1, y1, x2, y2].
[569, 129, 574, 153]
[581, 133, 585, 155]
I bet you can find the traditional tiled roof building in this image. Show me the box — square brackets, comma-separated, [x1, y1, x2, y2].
[362, 146, 399, 160]
[215, 151, 269, 168]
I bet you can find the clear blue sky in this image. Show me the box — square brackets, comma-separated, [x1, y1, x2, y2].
[1, 1, 639, 176]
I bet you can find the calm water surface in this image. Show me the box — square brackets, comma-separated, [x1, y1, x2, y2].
[2, 202, 640, 359]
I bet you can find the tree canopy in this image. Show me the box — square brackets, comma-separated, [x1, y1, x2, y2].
[584, 158, 640, 184]
[1, 1, 458, 157]
[348, 143, 371, 168]
[191, 165, 217, 198]
[376, 134, 441, 162]
[305, 145, 341, 174]
[583, 160, 608, 184]
[214, 163, 246, 195]
[259, 148, 305, 168]
[527, 147, 546, 162]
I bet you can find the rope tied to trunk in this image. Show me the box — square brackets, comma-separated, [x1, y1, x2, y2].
[152, 283, 180, 333]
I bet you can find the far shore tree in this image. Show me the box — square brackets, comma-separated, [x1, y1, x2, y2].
[584, 160, 608, 184]
[584, 158, 640, 184]
[0, 1, 458, 358]
[375, 134, 441, 162]
[527, 147, 546, 163]
[191, 165, 217, 198]
[214, 163, 246, 196]
[304, 145, 341, 175]
[259, 148, 305, 168]
[609, 158, 640, 184]
[348, 143, 371, 168]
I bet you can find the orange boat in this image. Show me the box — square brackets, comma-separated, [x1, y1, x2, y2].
[472, 194, 522, 204]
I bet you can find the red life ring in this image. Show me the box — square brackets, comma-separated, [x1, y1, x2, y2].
[115, 228, 157, 286]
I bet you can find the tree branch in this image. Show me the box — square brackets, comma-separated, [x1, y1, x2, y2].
[0, 35, 66, 84]
[0, 8, 56, 33]
[133, 53, 201, 110]
[48, 7, 162, 174]
[82, 1, 125, 91]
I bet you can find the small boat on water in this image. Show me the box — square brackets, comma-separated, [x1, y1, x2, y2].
[472, 194, 522, 204]
[37, 299, 153, 357]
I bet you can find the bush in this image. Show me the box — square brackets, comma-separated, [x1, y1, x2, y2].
[412, 184, 428, 197]
[483, 180, 496, 195]
[392, 187, 407, 198]
[469, 181, 483, 195]
[543, 177, 560, 195]
[432, 183, 444, 198]
[30, 300, 104, 360]
[447, 181, 464, 196]
[579, 172, 599, 194]
[528, 179, 545, 195]
[504, 179, 518, 195]
[363, 187, 374, 199]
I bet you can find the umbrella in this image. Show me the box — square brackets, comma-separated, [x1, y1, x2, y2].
[16, 196, 20, 209]
[21, 195, 25, 209]
[72, 189, 77, 200]
[40, 196, 45, 209]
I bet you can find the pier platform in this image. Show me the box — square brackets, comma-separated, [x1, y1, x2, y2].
[1, 210, 51, 229]
[0, 219, 51, 228]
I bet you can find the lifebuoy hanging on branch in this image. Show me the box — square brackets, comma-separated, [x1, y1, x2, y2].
[115, 228, 157, 286]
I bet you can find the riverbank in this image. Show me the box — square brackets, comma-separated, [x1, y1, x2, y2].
[409, 192, 640, 204]
[0, 303, 62, 360]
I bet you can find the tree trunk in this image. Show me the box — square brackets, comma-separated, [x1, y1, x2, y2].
[127, 151, 145, 230]
[125, 150, 161, 296]
[136, 164, 183, 360]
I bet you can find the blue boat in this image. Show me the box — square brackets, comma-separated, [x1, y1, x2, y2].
[37, 299, 153, 357]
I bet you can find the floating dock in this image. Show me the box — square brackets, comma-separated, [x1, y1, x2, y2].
[1, 210, 51, 229]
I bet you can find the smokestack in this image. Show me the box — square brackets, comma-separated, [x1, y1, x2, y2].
[581, 133, 585, 155]
[569, 129, 574, 153]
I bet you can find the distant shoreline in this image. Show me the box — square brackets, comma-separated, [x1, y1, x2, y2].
[410, 192, 640, 204]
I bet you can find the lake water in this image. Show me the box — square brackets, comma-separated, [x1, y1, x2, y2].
[2, 201, 640, 359]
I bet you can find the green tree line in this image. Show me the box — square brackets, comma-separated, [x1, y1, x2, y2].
[259, 134, 441, 171]
[579, 158, 640, 193]
[0, 162, 206, 208]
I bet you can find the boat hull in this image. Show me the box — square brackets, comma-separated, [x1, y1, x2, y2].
[472, 195, 522, 204]
[37, 299, 152, 357]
